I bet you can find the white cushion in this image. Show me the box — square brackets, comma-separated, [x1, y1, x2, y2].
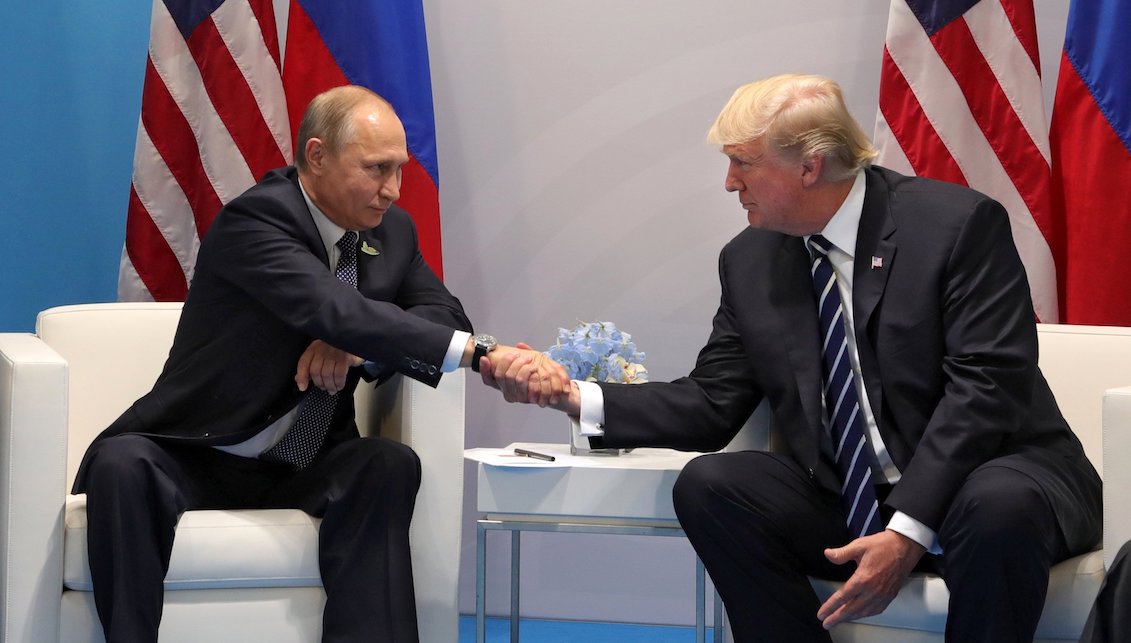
[63, 495, 322, 591]
[812, 549, 1105, 640]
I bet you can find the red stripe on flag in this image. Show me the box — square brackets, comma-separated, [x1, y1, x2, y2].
[281, 0, 349, 147]
[125, 187, 188, 301]
[397, 157, 444, 278]
[140, 57, 223, 235]
[1050, 54, 1131, 325]
[186, 17, 287, 182]
[878, 47, 967, 186]
[247, 0, 281, 71]
[930, 18, 1054, 239]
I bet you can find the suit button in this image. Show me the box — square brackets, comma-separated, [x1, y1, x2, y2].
[410, 359, 421, 370]
[427, 365, 437, 375]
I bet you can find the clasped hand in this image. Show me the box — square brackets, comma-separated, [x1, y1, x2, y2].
[295, 339, 364, 395]
[480, 343, 574, 410]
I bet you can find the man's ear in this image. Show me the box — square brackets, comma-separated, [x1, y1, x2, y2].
[800, 155, 824, 187]
[304, 138, 325, 174]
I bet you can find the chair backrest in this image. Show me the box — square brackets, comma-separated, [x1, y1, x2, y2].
[1035, 323, 1131, 477]
[728, 323, 1131, 478]
[37, 303, 184, 489]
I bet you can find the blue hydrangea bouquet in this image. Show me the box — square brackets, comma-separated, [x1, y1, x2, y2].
[546, 321, 648, 384]
[547, 321, 647, 455]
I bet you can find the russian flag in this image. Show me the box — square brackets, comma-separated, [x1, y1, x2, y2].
[1049, 0, 1131, 326]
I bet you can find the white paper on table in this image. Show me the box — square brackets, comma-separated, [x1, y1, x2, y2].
[463, 442, 575, 468]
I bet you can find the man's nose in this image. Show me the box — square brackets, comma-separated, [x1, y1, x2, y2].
[380, 175, 400, 202]
[724, 173, 742, 193]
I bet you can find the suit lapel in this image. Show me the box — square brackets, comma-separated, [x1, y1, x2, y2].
[355, 230, 385, 293]
[852, 168, 897, 433]
[769, 236, 825, 444]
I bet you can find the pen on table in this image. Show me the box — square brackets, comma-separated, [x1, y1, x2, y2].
[514, 447, 555, 462]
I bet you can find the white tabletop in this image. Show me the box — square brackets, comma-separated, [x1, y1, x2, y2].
[467, 442, 703, 524]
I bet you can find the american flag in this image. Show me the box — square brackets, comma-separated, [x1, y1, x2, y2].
[1049, 0, 1131, 326]
[118, 0, 442, 302]
[875, 0, 1059, 322]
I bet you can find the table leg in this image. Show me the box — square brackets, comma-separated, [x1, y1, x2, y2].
[510, 530, 521, 642]
[476, 521, 487, 643]
[695, 557, 706, 643]
[713, 587, 725, 642]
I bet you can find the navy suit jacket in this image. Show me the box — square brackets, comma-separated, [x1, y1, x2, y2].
[75, 167, 471, 491]
[598, 166, 1099, 550]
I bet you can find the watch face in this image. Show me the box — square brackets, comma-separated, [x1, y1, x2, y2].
[474, 334, 498, 350]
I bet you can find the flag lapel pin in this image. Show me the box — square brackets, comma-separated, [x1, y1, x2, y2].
[361, 241, 380, 256]
[871, 256, 883, 269]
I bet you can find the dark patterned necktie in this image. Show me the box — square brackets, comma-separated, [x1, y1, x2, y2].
[262, 231, 359, 470]
[808, 235, 883, 538]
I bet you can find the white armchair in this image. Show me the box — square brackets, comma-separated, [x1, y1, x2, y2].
[726, 323, 1131, 643]
[0, 303, 465, 643]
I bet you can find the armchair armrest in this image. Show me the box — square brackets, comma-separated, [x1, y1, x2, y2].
[1103, 385, 1131, 571]
[355, 370, 465, 643]
[0, 334, 68, 643]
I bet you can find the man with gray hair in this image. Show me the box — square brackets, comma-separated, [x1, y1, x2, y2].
[485, 73, 1100, 641]
[75, 85, 567, 642]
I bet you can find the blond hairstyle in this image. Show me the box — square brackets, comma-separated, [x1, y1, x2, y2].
[295, 85, 392, 171]
[707, 74, 877, 180]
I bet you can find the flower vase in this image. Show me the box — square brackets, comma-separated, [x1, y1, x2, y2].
[569, 415, 620, 456]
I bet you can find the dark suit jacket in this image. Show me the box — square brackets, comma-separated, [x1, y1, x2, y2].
[598, 166, 1099, 550]
[74, 167, 471, 491]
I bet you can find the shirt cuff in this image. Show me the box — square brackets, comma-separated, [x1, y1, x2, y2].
[887, 511, 942, 554]
[575, 380, 605, 436]
[442, 331, 472, 373]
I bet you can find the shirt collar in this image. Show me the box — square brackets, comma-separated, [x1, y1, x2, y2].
[298, 175, 347, 263]
[809, 170, 867, 258]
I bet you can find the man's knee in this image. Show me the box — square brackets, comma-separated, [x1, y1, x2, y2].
[673, 454, 729, 517]
[84, 435, 169, 492]
[942, 466, 1055, 547]
[352, 438, 422, 491]
[673, 451, 783, 523]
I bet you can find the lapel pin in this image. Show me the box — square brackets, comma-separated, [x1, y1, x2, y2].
[360, 241, 380, 256]
[871, 256, 883, 269]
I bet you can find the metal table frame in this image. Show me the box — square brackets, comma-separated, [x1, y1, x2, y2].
[475, 517, 725, 643]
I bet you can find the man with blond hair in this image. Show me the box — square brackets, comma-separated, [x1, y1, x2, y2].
[486, 74, 1100, 641]
[76, 86, 565, 642]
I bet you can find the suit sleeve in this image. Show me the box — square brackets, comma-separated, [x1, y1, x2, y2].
[886, 198, 1039, 529]
[197, 197, 467, 386]
[598, 248, 762, 452]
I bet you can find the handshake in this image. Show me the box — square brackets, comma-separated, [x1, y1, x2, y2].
[475, 341, 577, 415]
[291, 337, 579, 417]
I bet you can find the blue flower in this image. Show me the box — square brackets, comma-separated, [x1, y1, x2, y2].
[546, 321, 648, 383]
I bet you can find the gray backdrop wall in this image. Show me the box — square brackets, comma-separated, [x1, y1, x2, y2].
[0, 0, 1072, 627]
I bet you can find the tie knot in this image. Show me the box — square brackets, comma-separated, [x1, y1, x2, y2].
[808, 234, 834, 257]
[337, 231, 358, 253]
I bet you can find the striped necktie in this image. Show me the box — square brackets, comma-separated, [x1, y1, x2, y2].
[262, 231, 359, 470]
[808, 235, 883, 538]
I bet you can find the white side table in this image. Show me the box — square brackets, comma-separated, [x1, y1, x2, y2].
[466, 442, 724, 642]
